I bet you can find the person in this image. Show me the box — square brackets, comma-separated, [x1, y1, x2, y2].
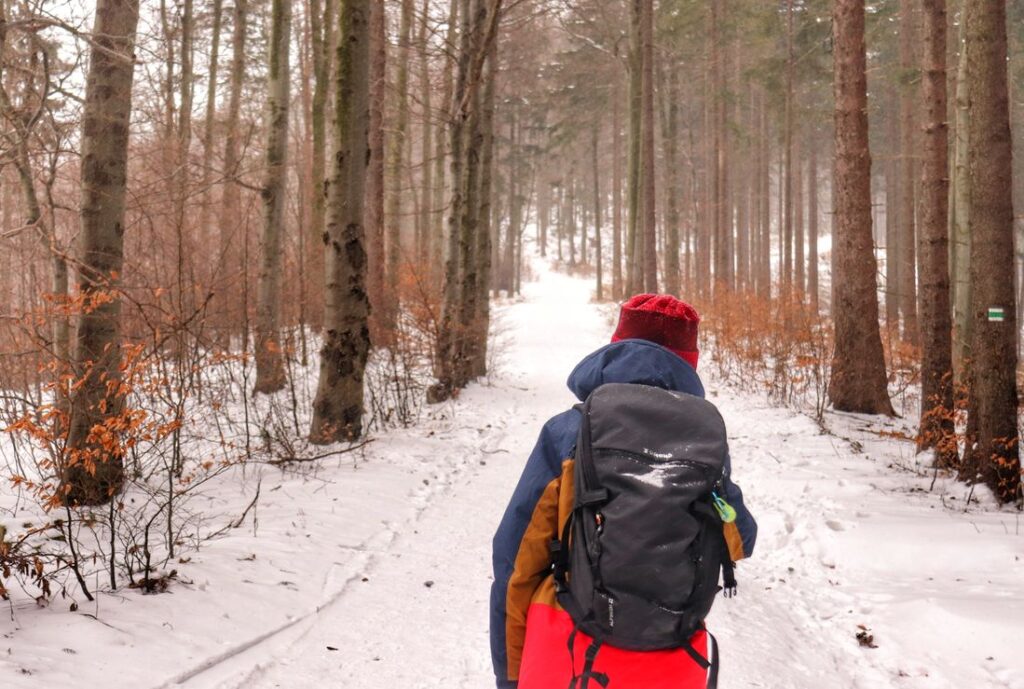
[490, 294, 757, 689]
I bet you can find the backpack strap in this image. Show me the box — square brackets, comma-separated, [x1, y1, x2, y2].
[566, 629, 609, 689]
[679, 630, 719, 689]
[706, 631, 720, 689]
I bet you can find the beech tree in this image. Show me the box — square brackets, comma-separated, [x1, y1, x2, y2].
[64, 0, 142, 505]
[254, 0, 292, 394]
[310, 0, 372, 443]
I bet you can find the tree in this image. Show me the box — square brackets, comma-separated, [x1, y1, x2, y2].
[897, 0, 918, 343]
[783, 0, 795, 293]
[254, 0, 292, 394]
[828, 0, 894, 416]
[365, 0, 386, 324]
[639, 0, 657, 292]
[309, 0, 336, 322]
[430, 0, 503, 402]
[218, 0, 249, 343]
[962, 0, 1021, 503]
[950, 12, 971, 378]
[916, 0, 955, 465]
[63, 0, 142, 505]
[310, 0, 372, 443]
[383, 0, 416, 328]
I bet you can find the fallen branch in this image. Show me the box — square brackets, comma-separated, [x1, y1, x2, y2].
[266, 439, 375, 466]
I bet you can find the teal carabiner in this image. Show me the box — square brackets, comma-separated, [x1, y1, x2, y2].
[711, 491, 737, 523]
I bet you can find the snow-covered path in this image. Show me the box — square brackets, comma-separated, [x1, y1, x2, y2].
[5, 261, 1021, 689]
[197, 262, 1022, 689]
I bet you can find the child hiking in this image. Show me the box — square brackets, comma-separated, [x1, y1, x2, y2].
[490, 294, 758, 689]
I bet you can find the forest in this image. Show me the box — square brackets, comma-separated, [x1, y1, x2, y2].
[0, 0, 1023, 682]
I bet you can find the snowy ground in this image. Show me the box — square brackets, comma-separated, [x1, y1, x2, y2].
[3, 260, 1023, 689]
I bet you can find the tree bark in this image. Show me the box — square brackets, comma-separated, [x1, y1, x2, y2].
[254, 0, 292, 394]
[198, 0, 223, 268]
[218, 0, 248, 345]
[64, 0, 141, 505]
[898, 0, 919, 343]
[431, 0, 459, 285]
[310, 0, 372, 443]
[383, 0, 416, 329]
[592, 124, 605, 301]
[829, 0, 894, 416]
[612, 81, 623, 300]
[639, 0, 657, 292]
[885, 89, 901, 328]
[950, 14, 971, 380]
[660, 61, 681, 296]
[917, 0, 955, 465]
[625, 0, 642, 296]
[808, 137, 819, 311]
[783, 0, 794, 294]
[417, 0, 434, 267]
[365, 0, 386, 330]
[472, 36, 497, 377]
[962, 0, 1020, 503]
[310, 0, 336, 330]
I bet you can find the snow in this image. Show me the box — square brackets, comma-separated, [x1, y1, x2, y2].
[3, 256, 1023, 689]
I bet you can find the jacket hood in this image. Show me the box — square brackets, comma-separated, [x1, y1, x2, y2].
[566, 339, 705, 401]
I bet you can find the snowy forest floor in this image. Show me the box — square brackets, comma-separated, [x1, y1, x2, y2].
[3, 259, 1023, 689]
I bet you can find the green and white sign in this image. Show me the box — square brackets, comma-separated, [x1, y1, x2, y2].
[987, 307, 1006, 322]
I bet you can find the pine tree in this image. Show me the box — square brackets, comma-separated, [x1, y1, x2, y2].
[828, 0, 894, 416]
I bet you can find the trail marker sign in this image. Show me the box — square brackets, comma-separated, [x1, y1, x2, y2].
[987, 307, 1006, 322]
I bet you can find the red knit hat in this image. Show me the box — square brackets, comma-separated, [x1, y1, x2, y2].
[611, 294, 701, 369]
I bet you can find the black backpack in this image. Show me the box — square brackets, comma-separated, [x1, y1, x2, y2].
[550, 382, 737, 689]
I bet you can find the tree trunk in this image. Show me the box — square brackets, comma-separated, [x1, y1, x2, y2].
[885, 89, 901, 328]
[661, 62, 681, 296]
[625, 0, 642, 296]
[254, 0, 291, 394]
[612, 82, 623, 300]
[917, 0, 955, 465]
[63, 0, 141, 506]
[310, 0, 372, 443]
[310, 0, 336, 329]
[758, 88, 771, 300]
[962, 0, 1021, 503]
[219, 0, 248, 346]
[829, 0, 894, 416]
[794, 135, 804, 295]
[640, 0, 657, 292]
[431, 0, 459, 285]
[783, 0, 794, 294]
[567, 167, 576, 267]
[198, 0, 223, 269]
[808, 137, 819, 311]
[898, 0, 919, 343]
[365, 0, 386, 329]
[592, 122, 604, 301]
[950, 14, 971, 380]
[472, 36, 498, 378]
[383, 0, 416, 329]
[417, 0, 434, 267]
